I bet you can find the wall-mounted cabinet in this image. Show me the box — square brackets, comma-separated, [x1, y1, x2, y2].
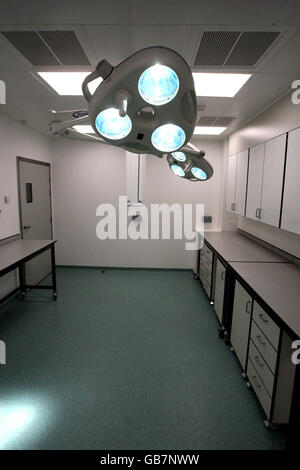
[246, 134, 286, 228]
[226, 150, 248, 216]
[281, 127, 300, 235]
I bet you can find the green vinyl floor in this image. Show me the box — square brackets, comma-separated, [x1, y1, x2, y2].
[0, 267, 286, 450]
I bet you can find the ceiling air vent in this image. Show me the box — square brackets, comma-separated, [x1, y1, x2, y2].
[194, 30, 280, 67]
[1, 30, 90, 66]
[197, 116, 236, 126]
[194, 31, 241, 66]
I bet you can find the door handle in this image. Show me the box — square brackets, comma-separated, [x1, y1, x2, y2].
[221, 271, 226, 281]
[245, 300, 252, 313]
[255, 208, 260, 218]
[258, 208, 262, 219]
[23, 225, 31, 230]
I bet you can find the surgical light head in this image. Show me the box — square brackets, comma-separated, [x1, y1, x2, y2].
[82, 47, 197, 156]
[167, 148, 213, 182]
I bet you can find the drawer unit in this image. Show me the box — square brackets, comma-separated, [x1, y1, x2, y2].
[253, 301, 280, 350]
[200, 254, 212, 275]
[247, 359, 272, 418]
[251, 321, 278, 374]
[248, 340, 275, 397]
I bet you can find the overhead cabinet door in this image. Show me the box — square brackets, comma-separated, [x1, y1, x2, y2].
[226, 154, 237, 213]
[260, 134, 286, 227]
[246, 143, 264, 221]
[281, 127, 300, 235]
[235, 150, 249, 216]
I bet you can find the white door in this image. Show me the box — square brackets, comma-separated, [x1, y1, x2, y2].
[230, 280, 252, 370]
[18, 158, 52, 285]
[226, 154, 237, 213]
[235, 150, 249, 216]
[281, 127, 300, 235]
[260, 134, 287, 228]
[246, 143, 264, 221]
[214, 259, 226, 324]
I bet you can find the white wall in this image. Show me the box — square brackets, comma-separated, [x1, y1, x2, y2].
[52, 137, 223, 269]
[225, 91, 300, 258]
[0, 115, 52, 298]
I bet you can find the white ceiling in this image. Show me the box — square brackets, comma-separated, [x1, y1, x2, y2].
[0, 0, 300, 139]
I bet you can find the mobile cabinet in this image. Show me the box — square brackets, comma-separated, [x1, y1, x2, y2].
[230, 281, 296, 426]
[226, 150, 248, 216]
[199, 243, 213, 300]
[230, 280, 252, 370]
[246, 135, 286, 227]
[213, 259, 226, 324]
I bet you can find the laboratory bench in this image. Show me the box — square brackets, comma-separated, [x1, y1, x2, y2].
[195, 230, 300, 447]
[0, 238, 57, 303]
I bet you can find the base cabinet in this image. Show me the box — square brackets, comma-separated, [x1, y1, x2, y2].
[199, 243, 213, 299]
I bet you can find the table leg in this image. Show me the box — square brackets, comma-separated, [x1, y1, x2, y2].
[51, 244, 57, 300]
[18, 263, 26, 299]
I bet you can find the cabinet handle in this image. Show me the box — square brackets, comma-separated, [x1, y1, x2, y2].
[254, 355, 264, 368]
[252, 375, 261, 388]
[221, 271, 226, 281]
[259, 313, 269, 323]
[231, 203, 234, 211]
[255, 208, 260, 218]
[258, 208, 263, 219]
[245, 300, 252, 313]
[256, 335, 266, 346]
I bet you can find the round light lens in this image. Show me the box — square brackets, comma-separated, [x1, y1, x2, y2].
[191, 167, 207, 180]
[151, 124, 185, 152]
[95, 108, 132, 140]
[171, 164, 185, 177]
[138, 64, 179, 106]
[171, 151, 186, 162]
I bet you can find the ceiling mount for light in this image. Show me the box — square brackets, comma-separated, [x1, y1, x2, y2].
[48, 46, 214, 182]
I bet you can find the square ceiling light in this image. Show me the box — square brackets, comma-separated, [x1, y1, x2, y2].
[72, 125, 95, 134]
[37, 72, 102, 95]
[193, 126, 227, 135]
[192, 73, 251, 97]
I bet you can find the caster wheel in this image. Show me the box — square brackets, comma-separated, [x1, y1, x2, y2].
[264, 420, 279, 430]
[246, 381, 252, 389]
[53, 293, 57, 300]
[230, 346, 234, 352]
[218, 328, 224, 339]
[193, 273, 199, 280]
[241, 372, 246, 379]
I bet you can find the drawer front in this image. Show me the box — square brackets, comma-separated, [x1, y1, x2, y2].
[248, 340, 275, 397]
[200, 254, 212, 274]
[251, 321, 278, 374]
[202, 243, 213, 263]
[247, 359, 272, 419]
[253, 302, 280, 350]
[203, 278, 211, 297]
[200, 260, 211, 285]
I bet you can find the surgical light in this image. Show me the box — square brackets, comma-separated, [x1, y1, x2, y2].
[151, 124, 185, 152]
[95, 108, 132, 140]
[138, 64, 179, 106]
[191, 167, 207, 180]
[172, 151, 186, 162]
[48, 47, 214, 182]
[171, 164, 185, 177]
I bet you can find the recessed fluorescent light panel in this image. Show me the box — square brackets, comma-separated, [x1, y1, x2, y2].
[192, 73, 251, 97]
[72, 125, 95, 134]
[194, 126, 227, 135]
[37, 72, 102, 96]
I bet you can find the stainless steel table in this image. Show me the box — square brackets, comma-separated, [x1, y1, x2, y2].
[0, 239, 57, 303]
